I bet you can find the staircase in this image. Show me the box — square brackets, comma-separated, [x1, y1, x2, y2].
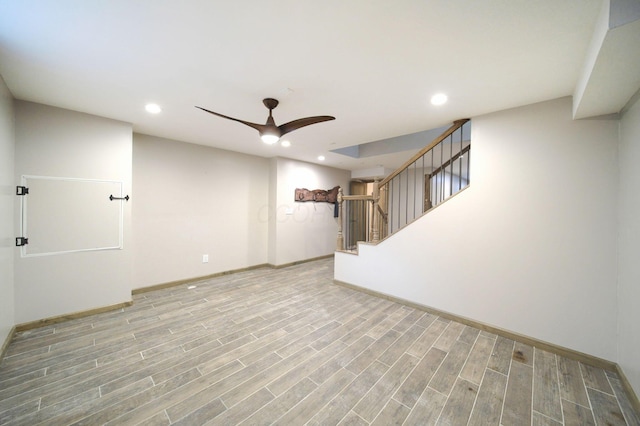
[337, 119, 471, 252]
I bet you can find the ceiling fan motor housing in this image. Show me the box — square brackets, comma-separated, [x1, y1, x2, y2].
[263, 98, 279, 110]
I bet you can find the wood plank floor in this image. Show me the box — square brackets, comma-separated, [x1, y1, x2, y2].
[1, 258, 638, 425]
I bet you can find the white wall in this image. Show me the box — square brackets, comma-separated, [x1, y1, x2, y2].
[14, 101, 133, 323]
[132, 134, 269, 288]
[269, 157, 350, 266]
[336, 97, 619, 361]
[0, 75, 15, 342]
[618, 94, 640, 394]
[268, 158, 278, 265]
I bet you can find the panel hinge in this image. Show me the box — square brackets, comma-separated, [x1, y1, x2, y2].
[16, 186, 29, 196]
[16, 237, 29, 247]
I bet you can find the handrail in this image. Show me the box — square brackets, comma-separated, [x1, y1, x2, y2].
[379, 119, 469, 187]
[428, 144, 471, 178]
[341, 195, 373, 201]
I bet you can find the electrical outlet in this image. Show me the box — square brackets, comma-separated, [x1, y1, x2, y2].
[202, 254, 209, 263]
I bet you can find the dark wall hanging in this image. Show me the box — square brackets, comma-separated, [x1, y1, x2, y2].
[295, 186, 340, 217]
[295, 186, 339, 203]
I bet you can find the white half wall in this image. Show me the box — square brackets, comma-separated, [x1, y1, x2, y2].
[132, 134, 269, 289]
[618, 94, 640, 394]
[269, 157, 350, 266]
[14, 101, 133, 323]
[0, 74, 15, 342]
[335, 97, 619, 361]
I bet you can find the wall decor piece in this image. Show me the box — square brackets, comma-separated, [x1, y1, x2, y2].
[295, 186, 340, 203]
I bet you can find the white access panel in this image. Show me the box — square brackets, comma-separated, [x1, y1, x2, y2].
[19, 175, 125, 257]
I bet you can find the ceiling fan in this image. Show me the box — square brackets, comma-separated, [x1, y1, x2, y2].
[196, 98, 335, 144]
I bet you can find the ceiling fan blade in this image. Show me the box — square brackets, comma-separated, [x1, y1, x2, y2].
[196, 106, 268, 133]
[278, 115, 335, 137]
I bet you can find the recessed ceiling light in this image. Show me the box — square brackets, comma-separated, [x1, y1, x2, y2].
[281, 140, 291, 147]
[430, 93, 448, 106]
[145, 103, 162, 114]
[318, 155, 325, 161]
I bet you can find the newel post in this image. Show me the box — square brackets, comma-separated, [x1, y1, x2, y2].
[336, 187, 344, 251]
[371, 179, 380, 243]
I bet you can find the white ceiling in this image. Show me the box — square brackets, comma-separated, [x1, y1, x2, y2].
[1, 1, 637, 172]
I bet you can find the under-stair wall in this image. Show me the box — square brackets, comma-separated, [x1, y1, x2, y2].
[335, 97, 619, 363]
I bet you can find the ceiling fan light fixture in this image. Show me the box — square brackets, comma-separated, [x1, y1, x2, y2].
[260, 133, 280, 145]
